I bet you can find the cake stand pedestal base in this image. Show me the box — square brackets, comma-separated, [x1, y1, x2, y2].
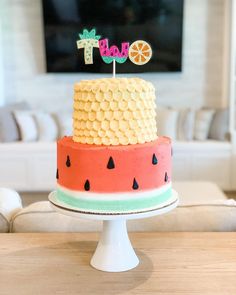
[49, 190, 179, 272]
[91, 219, 139, 272]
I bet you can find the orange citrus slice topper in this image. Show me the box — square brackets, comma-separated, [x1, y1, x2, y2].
[129, 40, 152, 65]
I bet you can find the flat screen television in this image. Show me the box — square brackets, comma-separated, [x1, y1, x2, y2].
[42, 0, 184, 73]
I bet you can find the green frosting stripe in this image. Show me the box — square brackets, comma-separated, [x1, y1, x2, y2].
[56, 188, 172, 213]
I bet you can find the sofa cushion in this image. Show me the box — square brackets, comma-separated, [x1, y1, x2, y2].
[52, 111, 72, 138]
[209, 108, 229, 141]
[13, 111, 38, 142]
[156, 106, 178, 139]
[33, 112, 58, 141]
[176, 108, 195, 141]
[11, 201, 102, 233]
[128, 204, 236, 232]
[194, 109, 215, 140]
[172, 181, 227, 205]
[0, 108, 19, 142]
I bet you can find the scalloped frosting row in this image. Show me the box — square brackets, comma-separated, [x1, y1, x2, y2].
[74, 77, 155, 93]
[73, 77, 158, 145]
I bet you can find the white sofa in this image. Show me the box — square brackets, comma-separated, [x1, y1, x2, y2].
[1, 182, 236, 233]
[0, 140, 233, 191]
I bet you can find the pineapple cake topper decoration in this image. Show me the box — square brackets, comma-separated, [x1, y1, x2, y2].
[77, 28, 152, 76]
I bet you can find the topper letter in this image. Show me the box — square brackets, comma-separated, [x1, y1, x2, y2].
[99, 39, 129, 64]
[77, 29, 101, 64]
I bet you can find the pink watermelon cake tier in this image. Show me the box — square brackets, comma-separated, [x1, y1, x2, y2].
[55, 136, 173, 214]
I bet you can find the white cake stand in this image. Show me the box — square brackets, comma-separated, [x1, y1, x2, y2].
[49, 190, 179, 272]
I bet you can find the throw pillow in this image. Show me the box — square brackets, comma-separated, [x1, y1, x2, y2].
[156, 106, 178, 139]
[208, 108, 229, 141]
[176, 108, 195, 141]
[52, 112, 73, 137]
[194, 109, 215, 141]
[0, 102, 30, 142]
[33, 112, 58, 141]
[0, 107, 19, 142]
[13, 111, 38, 142]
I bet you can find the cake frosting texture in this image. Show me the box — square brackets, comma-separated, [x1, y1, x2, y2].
[73, 78, 157, 145]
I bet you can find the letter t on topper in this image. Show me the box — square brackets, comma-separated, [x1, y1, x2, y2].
[77, 29, 101, 64]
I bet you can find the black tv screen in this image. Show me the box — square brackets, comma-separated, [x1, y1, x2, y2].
[42, 0, 184, 73]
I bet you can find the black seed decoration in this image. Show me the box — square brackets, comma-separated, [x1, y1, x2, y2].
[152, 153, 158, 165]
[84, 180, 90, 191]
[66, 155, 71, 167]
[165, 172, 168, 182]
[107, 157, 115, 169]
[56, 169, 59, 179]
[132, 178, 139, 190]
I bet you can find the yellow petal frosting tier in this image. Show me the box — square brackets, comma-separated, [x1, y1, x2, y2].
[73, 77, 157, 145]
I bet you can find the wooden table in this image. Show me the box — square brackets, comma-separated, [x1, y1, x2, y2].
[0, 233, 236, 295]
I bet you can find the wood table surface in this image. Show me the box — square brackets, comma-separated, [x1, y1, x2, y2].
[0, 232, 236, 295]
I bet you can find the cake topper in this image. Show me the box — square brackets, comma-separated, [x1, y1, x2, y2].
[77, 28, 152, 76]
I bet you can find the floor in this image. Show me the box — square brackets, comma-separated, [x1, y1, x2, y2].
[20, 191, 236, 207]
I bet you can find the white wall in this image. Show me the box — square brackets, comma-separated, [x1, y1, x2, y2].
[0, 2, 5, 106]
[0, 0, 226, 111]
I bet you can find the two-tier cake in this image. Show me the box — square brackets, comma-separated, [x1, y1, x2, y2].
[55, 77, 173, 214]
